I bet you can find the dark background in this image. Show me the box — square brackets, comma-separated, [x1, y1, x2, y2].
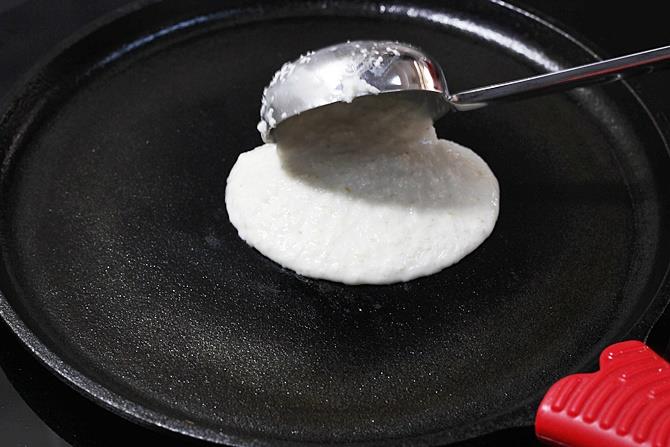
[0, 1, 668, 446]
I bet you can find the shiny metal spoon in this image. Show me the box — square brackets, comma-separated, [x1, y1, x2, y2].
[259, 40, 670, 141]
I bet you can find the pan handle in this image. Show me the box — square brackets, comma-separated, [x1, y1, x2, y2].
[536, 340, 670, 447]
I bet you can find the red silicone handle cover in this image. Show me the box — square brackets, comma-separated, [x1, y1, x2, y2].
[536, 341, 670, 447]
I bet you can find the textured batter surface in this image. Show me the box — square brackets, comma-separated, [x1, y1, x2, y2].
[226, 99, 499, 284]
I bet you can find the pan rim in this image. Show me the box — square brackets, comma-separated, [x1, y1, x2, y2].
[0, 0, 669, 445]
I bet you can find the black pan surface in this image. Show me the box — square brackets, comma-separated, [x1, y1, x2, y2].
[0, 0, 669, 445]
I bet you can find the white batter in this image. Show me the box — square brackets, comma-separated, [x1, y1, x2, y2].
[226, 97, 499, 285]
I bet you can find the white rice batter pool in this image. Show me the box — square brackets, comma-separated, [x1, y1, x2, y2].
[226, 97, 499, 285]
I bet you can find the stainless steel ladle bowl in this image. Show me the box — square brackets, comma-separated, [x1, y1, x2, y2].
[259, 40, 670, 142]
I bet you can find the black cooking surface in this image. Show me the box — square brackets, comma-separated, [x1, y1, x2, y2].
[0, 2, 669, 447]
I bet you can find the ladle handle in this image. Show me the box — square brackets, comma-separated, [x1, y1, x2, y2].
[448, 45, 670, 111]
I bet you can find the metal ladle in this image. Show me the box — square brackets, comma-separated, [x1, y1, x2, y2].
[259, 40, 670, 141]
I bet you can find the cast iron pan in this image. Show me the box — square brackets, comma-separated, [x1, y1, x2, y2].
[1, 0, 669, 445]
